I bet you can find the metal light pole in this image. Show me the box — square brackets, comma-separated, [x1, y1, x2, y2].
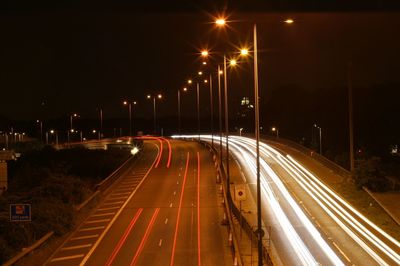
[223, 55, 231, 197]
[314, 124, 322, 155]
[178, 89, 181, 134]
[99, 108, 103, 139]
[253, 23, 263, 266]
[209, 73, 214, 149]
[197, 82, 200, 141]
[218, 65, 223, 166]
[148, 94, 162, 135]
[348, 62, 355, 175]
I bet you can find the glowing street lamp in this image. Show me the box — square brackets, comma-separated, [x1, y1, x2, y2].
[271, 126, 279, 138]
[123, 100, 137, 136]
[215, 18, 226, 26]
[284, 18, 294, 24]
[177, 87, 188, 134]
[147, 94, 163, 134]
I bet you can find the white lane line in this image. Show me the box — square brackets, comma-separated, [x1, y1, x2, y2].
[177, 181, 179, 185]
[173, 191, 176, 195]
[50, 254, 85, 262]
[110, 192, 131, 196]
[79, 226, 105, 232]
[165, 218, 168, 224]
[113, 188, 133, 192]
[106, 196, 127, 201]
[333, 242, 352, 263]
[159, 239, 163, 247]
[169, 203, 173, 208]
[91, 212, 115, 217]
[84, 218, 111, 224]
[103, 201, 124, 205]
[97, 206, 120, 211]
[61, 244, 92, 251]
[70, 234, 99, 241]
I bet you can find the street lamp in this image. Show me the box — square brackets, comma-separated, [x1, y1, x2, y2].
[36, 119, 43, 142]
[50, 129, 59, 146]
[314, 123, 322, 154]
[177, 87, 188, 134]
[147, 94, 162, 134]
[271, 126, 279, 138]
[70, 113, 79, 132]
[123, 100, 137, 136]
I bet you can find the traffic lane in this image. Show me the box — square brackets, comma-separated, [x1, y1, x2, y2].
[261, 143, 397, 265]
[45, 142, 159, 266]
[83, 141, 184, 265]
[84, 140, 228, 265]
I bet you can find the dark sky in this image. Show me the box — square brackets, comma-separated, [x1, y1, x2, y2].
[0, 1, 400, 153]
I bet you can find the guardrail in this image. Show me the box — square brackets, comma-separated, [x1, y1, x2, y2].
[201, 140, 273, 266]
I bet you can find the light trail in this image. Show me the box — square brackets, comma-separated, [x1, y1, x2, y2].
[172, 135, 400, 265]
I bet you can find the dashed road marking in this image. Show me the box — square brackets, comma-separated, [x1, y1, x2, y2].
[70, 234, 99, 241]
[84, 218, 111, 224]
[333, 242, 352, 263]
[79, 226, 105, 232]
[91, 212, 115, 217]
[50, 254, 85, 262]
[98, 206, 120, 211]
[159, 239, 163, 246]
[60, 244, 92, 251]
[165, 218, 168, 224]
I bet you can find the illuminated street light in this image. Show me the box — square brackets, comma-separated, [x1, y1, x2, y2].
[198, 71, 203, 76]
[188, 79, 192, 84]
[202, 61, 207, 65]
[284, 18, 294, 24]
[215, 18, 226, 26]
[271, 126, 279, 138]
[123, 100, 137, 136]
[240, 48, 249, 56]
[177, 87, 188, 134]
[229, 59, 237, 66]
[147, 94, 163, 134]
[201, 50, 209, 57]
[70, 113, 79, 132]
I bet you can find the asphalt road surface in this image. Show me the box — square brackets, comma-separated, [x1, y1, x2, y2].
[46, 138, 231, 266]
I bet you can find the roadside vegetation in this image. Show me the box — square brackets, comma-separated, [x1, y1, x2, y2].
[0, 143, 133, 263]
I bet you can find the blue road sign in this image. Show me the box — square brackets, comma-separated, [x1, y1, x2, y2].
[10, 204, 31, 221]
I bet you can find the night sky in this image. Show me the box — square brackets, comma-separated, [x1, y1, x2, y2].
[1, 1, 399, 155]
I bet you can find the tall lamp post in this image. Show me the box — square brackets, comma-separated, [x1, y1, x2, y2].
[123, 100, 137, 136]
[314, 123, 322, 154]
[147, 94, 162, 134]
[36, 119, 43, 142]
[177, 87, 188, 134]
[70, 113, 79, 132]
[271, 126, 279, 138]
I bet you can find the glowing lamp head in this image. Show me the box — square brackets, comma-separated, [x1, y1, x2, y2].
[201, 50, 209, 57]
[284, 19, 294, 24]
[215, 18, 226, 26]
[183, 87, 188, 92]
[198, 71, 203, 76]
[240, 48, 249, 56]
[229, 59, 237, 66]
[188, 79, 192, 84]
[157, 94, 162, 99]
[123, 100, 128, 105]
[147, 95, 151, 99]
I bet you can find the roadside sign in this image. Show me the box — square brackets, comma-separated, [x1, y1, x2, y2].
[235, 184, 247, 201]
[10, 204, 31, 222]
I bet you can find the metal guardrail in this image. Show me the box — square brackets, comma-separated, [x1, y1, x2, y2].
[201, 140, 274, 266]
[260, 135, 351, 178]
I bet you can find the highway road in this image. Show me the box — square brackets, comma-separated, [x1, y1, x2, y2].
[174, 135, 400, 266]
[46, 138, 231, 266]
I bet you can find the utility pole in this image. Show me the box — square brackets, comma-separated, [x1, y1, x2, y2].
[348, 62, 355, 175]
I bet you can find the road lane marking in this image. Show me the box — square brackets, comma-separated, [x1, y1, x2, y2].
[91, 212, 115, 217]
[105, 208, 143, 266]
[111, 192, 131, 196]
[103, 201, 125, 206]
[70, 234, 99, 241]
[97, 206, 120, 211]
[165, 218, 168, 224]
[61, 244, 92, 251]
[80, 143, 159, 266]
[173, 191, 176, 195]
[79, 226, 105, 232]
[170, 152, 190, 266]
[176, 181, 179, 185]
[50, 254, 85, 262]
[333, 242, 352, 263]
[197, 151, 201, 266]
[84, 218, 111, 224]
[130, 208, 160, 266]
[169, 203, 173, 207]
[159, 239, 163, 246]
[106, 196, 128, 201]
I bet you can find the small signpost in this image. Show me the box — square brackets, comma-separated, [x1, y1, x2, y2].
[10, 204, 31, 222]
[235, 184, 247, 239]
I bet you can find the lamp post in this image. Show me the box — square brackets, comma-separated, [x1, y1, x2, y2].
[271, 126, 279, 138]
[314, 123, 322, 154]
[123, 100, 137, 136]
[70, 113, 78, 132]
[177, 87, 188, 134]
[99, 108, 103, 139]
[36, 119, 43, 142]
[147, 94, 162, 134]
